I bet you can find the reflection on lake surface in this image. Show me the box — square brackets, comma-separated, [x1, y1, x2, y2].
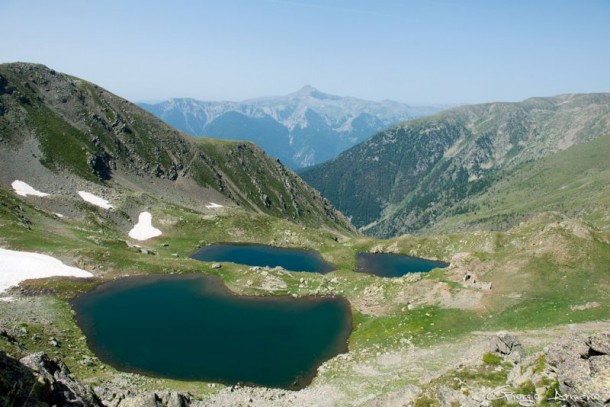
[192, 243, 335, 273]
[355, 253, 448, 278]
[72, 275, 351, 389]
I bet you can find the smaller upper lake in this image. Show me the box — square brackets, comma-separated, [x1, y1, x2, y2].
[192, 243, 335, 273]
[355, 253, 448, 278]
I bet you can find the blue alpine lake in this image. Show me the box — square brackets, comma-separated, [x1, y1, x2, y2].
[191, 243, 335, 273]
[72, 275, 351, 389]
[355, 253, 448, 278]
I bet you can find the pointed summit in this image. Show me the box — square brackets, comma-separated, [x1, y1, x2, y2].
[291, 85, 340, 101]
[292, 85, 322, 97]
[294, 85, 319, 95]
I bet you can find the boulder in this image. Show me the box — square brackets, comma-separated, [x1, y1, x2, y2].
[488, 331, 525, 363]
[19, 352, 103, 406]
[546, 332, 590, 367]
[0, 328, 17, 343]
[119, 393, 163, 407]
[546, 331, 610, 405]
[1, 350, 38, 407]
[159, 390, 192, 407]
[2, 351, 194, 407]
[586, 332, 610, 355]
[95, 387, 193, 407]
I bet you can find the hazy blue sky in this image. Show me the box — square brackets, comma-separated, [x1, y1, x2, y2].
[1, 0, 609, 104]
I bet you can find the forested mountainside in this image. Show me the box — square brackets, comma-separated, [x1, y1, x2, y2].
[302, 93, 610, 237]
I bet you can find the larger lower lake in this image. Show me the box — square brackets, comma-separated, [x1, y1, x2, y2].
[192, 243, 335, 273]
[356, 253, 448, 278]
[72, 275, 351, 389]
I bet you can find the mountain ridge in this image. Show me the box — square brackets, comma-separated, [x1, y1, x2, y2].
[1, 64, 610, 407]
[139, 88, 443, 168]
[0, 62, 355, 234]
[301, 92, 610, 237]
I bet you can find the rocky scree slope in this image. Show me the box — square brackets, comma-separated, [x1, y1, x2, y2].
[139, 86, 442, 168]
[425, 132, 610, 233]
[0, 349, 195, 407]
[301, 93, 610, 237]
[5, 329, 610, 406]
[0, 63, 354, 233]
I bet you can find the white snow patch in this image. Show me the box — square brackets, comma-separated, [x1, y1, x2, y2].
[11, 180, 49, 197]
[55, 213, 64, 218]
[0, 248, 93, 293]
[78, 191, 113, 209]
[0, 296, 15, 302]
[128, 212, 162, 241]
[206, 202, 224, 209]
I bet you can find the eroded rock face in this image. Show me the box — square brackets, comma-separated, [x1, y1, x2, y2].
[21, 352, 102, 406]
[87, 151, 114, 181]
[0, 351, 103, 407]
[0, 350, 38, 407]
[488, 331, 525, 364]
[587, 332, 610, 355]
[546, 332, 610, 406]
[94, 387, 192, 407]
[1, 351, 195, 407]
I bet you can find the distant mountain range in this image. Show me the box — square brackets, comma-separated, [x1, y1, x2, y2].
[0, 63, 354, 233]
[301, 93, 610, 237]
[139, 86, 443, 168]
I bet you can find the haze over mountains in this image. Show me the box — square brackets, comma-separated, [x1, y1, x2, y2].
[0, 63, 353, 233]
[139, 86, 442, 168]
[302, 93, 610, 237]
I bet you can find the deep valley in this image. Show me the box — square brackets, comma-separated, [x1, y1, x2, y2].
[1, 63, 609, 406]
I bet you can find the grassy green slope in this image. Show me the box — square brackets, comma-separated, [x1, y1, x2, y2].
[301, 94, 610, 237]
[431, 133, 610, 232]
[1, 64, 609, 403]
[2, 179, 609, 400]
[0, 62, 354, 233]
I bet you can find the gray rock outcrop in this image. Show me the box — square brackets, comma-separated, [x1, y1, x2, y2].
[95, 387, 193, 407]
[488, 331, 525, 364]
[546, 331, 610, 406]
[0, 350, 195, 407]
[0, 350, 104, 406]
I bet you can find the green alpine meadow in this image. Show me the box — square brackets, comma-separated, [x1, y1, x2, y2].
[1, 62, 609, 406]
[1, 2, 610, 405]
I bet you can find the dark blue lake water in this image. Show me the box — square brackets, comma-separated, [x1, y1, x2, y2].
[72, 275, 351, 389]
[355, 253, 448, 278]
[192, 243, 335, 273]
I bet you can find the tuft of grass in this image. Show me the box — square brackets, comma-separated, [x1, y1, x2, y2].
[516, 380, 536, 396]
[532, 354, 546, 374]
[483, 352, 503, 365]
[414, 395, 440, 407]
[540, 379, 562, 406]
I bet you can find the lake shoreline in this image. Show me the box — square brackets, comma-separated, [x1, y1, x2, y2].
[355, 252, 449, 278]
[71, 273, 353, 390]
[191, 243, 336, 274]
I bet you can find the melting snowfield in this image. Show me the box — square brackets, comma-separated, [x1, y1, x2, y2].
[0, 248, 93, 293]
[11, 180, 49, 197]
[206, 202, 224, 209]
[78, 191, 113, 209]
[128, 212, 162, 241]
